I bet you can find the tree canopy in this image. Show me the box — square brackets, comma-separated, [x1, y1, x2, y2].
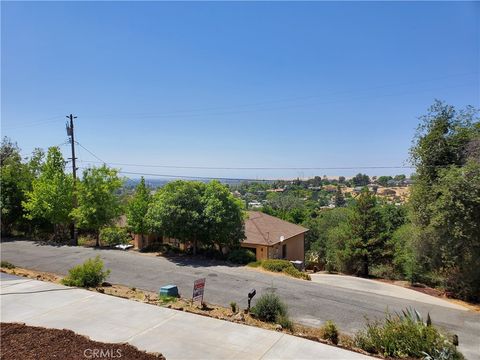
[72, 165, 123, 246]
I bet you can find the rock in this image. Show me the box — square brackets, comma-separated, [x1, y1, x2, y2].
[275, 324, 283, 331]
[233, 312, 245, 321]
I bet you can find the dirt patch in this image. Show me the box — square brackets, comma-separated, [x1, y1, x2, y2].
[1, 322, 164, 360]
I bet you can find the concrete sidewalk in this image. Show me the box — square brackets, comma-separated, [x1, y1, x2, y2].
[0, 273, 372, 360]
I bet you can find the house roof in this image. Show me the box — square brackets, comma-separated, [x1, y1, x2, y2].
[243, 211, 308, 247]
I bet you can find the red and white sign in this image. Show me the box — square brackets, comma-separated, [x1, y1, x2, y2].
[192, 278, 206, 303]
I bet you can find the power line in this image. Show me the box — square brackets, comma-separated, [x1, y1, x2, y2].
[75, 141, 108, 164]
[76, 159, 415, 170]
[76, 167, 275, 182]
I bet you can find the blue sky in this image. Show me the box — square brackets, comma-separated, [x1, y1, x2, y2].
[2, 1, 479, 180]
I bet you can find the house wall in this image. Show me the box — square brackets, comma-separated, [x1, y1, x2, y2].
[133, 233, 161, 250]
[240, 243, 269, 261]
[241, 233, 305, 262]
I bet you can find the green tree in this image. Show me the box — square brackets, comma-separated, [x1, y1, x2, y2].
[333, 186, 346, 207]
[126, 177, 151, 242]
[201, 180, 245, 251]
[146, 180, 206, 254]
[409, 101, 480, 300]
[377, 176, 393, 187]
[352, 173, 370, 187]
[23, 147, 73, 240]
[72, 165, 123, 247]
[0, 138, 31, 236]
[342, 189, 384, 276]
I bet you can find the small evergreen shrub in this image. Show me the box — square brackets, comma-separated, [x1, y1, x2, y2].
[321, 320, 339, 344]
[251, 292, 287, 322]
[262, 259, 292, 272]
[99, 226, 130, 246]
[228, 248, 256, 264]
[354, 308, 463, 359]
[0, 261, 15, 269]
[230, 301, 237, 313]
[61, 256, 111, 288]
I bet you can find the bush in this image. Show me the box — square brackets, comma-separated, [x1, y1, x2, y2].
[61, 256, 111, 288]
[247, 260, 262, 268]
[277, 314, 294, 331]
[0, 261, 15, 269]
[321, 320, 339, 344]
[230, 301, 237, 313]
[99, 226, 130, 246]
[262, 259, 293, 272]
[354, 308, 463, 359]
[282, 265, 311, 280]
[251, 292, 287, 322]
[228, 248, 256, 264]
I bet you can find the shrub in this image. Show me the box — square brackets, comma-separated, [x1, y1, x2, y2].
[247, 260, 262, 268]
[230, 301, 237, 313]
[158, 295, 178, 304]
[282, 265, 311, 280]
[321, 320, 339, 344]
[0, 261, 15, 269]
[99, 226, 130, 246]
[354, 308, 463, 359]
[276, 314, 294, 331]
[262, 259, 292, 272]
[251, 292, 287, 322]
[228, 248, 256, 264]
[61, 256, 111, 288]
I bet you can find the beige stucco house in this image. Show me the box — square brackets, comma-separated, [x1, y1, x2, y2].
[241, 211, 308, 262]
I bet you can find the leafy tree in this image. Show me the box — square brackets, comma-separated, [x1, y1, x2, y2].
[72, 165, 123, 246]
[146, 180, 206, 254]
[338, 176, 346, 184]
[333, 186, 346, 207]
[352, 173, 370, 187]
[377, 176, 393, 187]
[409, 101, 480, 300]
[342, 189, 384, 276]
[0, 138, 31, 236]
[201, 180, 245, 251]
[427, 161, 480, 301]
[126, 177, 151, 242]
[23, 147, 73, 240]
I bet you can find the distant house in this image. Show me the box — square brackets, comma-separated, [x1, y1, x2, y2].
[248, 200, 262, 209]
[241, 211, 308, 262]
[266, 188, 285, 193]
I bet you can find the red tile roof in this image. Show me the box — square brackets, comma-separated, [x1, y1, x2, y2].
[243, 211, 308, 246]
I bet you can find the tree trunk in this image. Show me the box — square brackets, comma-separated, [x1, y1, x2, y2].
[95, 232, 100, 248]
[193, 235, 197, 255]
[362, 254, 369, 277]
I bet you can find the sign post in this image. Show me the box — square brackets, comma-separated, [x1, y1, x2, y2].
[192, 278, 206, 304]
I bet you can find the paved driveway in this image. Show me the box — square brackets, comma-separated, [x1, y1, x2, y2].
[1, 240, 479, 359]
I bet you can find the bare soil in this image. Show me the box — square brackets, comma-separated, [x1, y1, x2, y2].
[0, 322, 165, 360]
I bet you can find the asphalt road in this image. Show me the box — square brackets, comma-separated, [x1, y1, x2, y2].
[1, 240, 479, 359]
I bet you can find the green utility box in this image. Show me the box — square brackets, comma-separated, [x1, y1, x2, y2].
[159, 285, 179, 297]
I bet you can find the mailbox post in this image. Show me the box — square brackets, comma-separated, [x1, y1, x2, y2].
[247, 289, 256, 311]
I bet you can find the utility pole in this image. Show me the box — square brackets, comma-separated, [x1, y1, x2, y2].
[66, 114, 78, 246]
